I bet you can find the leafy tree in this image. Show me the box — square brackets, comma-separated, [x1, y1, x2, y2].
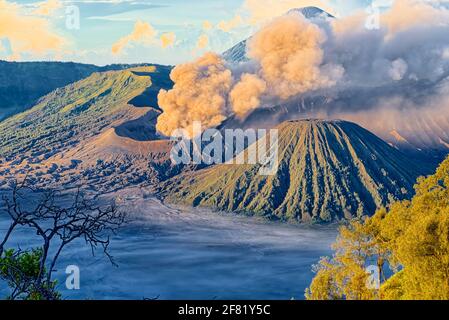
[306, 157, 449, 300]
[305, 220, 380, 300]
[0, 248, 60, 300]
[0, 179, 127, 300]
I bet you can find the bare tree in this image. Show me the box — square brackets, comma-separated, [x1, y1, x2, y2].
[0, 179, 127, 300]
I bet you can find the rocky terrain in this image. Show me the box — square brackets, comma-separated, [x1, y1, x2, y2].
[0, 65, 182, 193]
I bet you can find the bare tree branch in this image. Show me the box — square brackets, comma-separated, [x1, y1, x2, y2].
[0, 178, 127, 300]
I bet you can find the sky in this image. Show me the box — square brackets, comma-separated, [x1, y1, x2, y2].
[0, 0, 383, 66]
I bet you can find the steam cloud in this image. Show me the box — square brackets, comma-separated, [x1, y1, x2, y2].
[156, 53, 233, 138]
[0, 0, 66, 60]
[230, 73, 267, 118]
[112, 21, 157, 55]
[157, 12, 339, 135]
[157, 0, 449, 147]
[247, 14, 342, 100]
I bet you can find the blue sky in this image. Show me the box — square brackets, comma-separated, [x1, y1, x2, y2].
[0, 0, 379, 65]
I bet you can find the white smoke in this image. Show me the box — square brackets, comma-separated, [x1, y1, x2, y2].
[157, 12, 340, 136]
[156, 53, 233, 138]
[157, 0, 449, 144]
[230, 73, 267, 118]
[324, 0, 449, 88]
[246, 14, 343, 100]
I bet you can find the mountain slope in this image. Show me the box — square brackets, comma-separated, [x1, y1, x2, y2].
[162, 120, 428, 223]
[222, 81, 449, 163]
[223, 6, 333, 63]
[220, 6, 449, 161]
[0, 60, 168, 120]
[0, 65, 177, 192]
[0, 66, 153, 159]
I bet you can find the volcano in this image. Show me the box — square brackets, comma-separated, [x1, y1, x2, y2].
[162, 119, 429, 223]
[0, 66, 179, 192]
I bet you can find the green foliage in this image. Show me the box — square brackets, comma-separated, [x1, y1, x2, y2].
[306, 156, 449, 300]
[0, 181, 126, 300]
[0, 248, 61, 300]
[0, 60, 101, 119]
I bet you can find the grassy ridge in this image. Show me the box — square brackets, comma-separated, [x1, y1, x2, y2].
[0, 60, 154, 120]
[0, 66, 171, 162]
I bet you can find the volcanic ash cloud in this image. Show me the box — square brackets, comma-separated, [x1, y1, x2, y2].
[156, 53, 233, 138]
[156, 0, 449, 140]
[230, 73, 267, 118]
[157, 13, 341, 136]
[246, 13, 342, 100]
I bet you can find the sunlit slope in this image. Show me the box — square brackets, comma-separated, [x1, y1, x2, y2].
[163, 120, 428, 223]
[0, 60, 155, 120]
[0, 66, 171, 162]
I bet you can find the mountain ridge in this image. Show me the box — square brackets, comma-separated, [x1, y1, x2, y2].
[0, 65, 179, 192]
[0, 60, 171, 120]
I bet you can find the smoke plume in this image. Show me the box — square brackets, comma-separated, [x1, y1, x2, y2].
[157, 12, 339, 136]
[247, 14, 342, 100]
[230, 73, 267, 118]
[156, 53, 233, 138]
[157, 0, 449, 149]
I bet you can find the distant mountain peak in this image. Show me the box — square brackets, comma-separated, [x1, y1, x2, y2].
[222, 6, 334, 63]
[287, 6, 334, 19]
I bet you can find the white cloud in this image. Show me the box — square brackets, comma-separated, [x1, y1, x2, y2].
[203, 20, 213, 31]
[33, 0, 62, 16]
[111, 20, 157, 55]
[389, 59, 408, 81]
[217, 15, 243, 32]
[196, 34, 209, 49]
[160, 32, 176, 48]
[0, 0, 67, 59]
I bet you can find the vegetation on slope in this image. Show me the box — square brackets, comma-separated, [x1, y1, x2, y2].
[0, 66, 171, 162]
[0, 60, 150, 120]
[162, 120, 430, 223]
[306, 156, 449, 299]
[0, 65, 176, 192]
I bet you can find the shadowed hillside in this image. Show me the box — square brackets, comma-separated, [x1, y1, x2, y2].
[162, 119, 430, 223]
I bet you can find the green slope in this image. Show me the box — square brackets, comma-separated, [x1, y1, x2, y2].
[0, 65, 171, 162]
[162, 120, 430, 223]
[0, 61, 129, 120]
